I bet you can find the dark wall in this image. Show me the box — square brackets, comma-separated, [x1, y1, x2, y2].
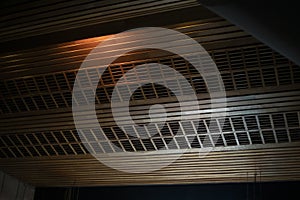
[198, 0, 300, 66]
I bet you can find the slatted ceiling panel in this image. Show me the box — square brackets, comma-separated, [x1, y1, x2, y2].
[1, 110, 300, 158]
[1, 89, 300, 130]
[1, 12, 300, 186]
[1, 144, 300, 186]
[0, 0, 199, 43]
[1, 17, 248, 78]
[0, 50, 299, 114]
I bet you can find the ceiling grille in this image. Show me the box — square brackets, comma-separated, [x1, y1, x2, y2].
[1, 111, 300, 158]
[0, 45, 299, 114]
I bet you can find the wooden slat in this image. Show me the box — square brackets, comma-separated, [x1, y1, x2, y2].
[1, 143, 300, 186]
[0, 0, 199, 43]
[0, 18, 253, 79]
[1, 89, 300, 133]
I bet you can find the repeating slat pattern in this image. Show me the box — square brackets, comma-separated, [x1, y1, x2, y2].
[2, 143, 300, 187]
[0, 0, 199, 43]
[0, 111, 300, 158]
[0, 44, 299, 114]
[1, 12, 300, 186]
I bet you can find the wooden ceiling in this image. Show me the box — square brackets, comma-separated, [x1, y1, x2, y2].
[1, 0, 300, 187]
